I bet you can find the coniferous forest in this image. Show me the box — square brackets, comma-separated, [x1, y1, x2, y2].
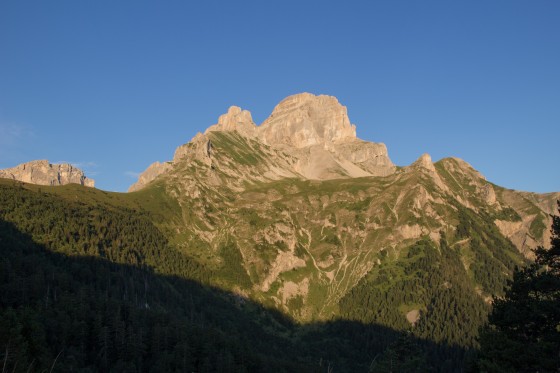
[0, 181, 558, 372]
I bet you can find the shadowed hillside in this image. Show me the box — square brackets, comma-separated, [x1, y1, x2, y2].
[0, 213, 471, 372]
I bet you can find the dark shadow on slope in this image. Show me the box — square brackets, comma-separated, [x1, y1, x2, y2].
[0, 218, 471, 372]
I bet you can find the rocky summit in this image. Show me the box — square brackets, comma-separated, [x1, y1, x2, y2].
[129, 93, 395, 191]
[258, 93, 357, 147]
[0, 160, 94, 187]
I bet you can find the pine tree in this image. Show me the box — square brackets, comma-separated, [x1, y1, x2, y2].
[476, 202, 560, 372]
[370, 332, 430, 372]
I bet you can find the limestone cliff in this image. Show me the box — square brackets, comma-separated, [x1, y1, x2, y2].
[128, 161, 172, 192]
[130, 92, 395, 190]
[0, 160, 95, 187]
[205, 106, 257, 138]
[258, 93, 356, 147]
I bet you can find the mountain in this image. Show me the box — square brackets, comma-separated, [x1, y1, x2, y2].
[123, 92, 558, 339]
[0, 159, 95, 187]
[1, 93, 558, 371]
[130, 92, 557, 259]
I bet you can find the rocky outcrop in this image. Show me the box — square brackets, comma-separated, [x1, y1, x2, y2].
[479, 184, 497, 205]
[412, 153, 436, 173]
[409, 153, 448, 192]
[205, 106, 257, 138]
[128, 161, 173, 192]
[203, 93, 361, 149]
[331, 139, 395, 176]
[0, 160, 94, 187]
[129, 92, 397, 191]
[441, 157, 486, 181]
[259, 93, 356, 148]
[262, 93, 394, 179]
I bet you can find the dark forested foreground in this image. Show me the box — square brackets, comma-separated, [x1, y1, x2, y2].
[0, 181, 557, 372]
[474, 204, 560, 372]
[0, 182, 439, 372]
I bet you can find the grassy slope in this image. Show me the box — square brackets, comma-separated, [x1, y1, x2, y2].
[143, 133, 544, 324]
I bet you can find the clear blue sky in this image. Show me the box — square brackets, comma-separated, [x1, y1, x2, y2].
[1, 1, 558, 193]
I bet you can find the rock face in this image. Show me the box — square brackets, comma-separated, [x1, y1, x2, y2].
[131, 92, 396, 190]
[128, 161, 172, 192]
[0, 160, 95, 187]
[205, 93, 359, 149]
[258, 93, 356, 148]
[205, 106, 257, 138]
[330, 139, 395, 176]
[412, 153, 436, 172]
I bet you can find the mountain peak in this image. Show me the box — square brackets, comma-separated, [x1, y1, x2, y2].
[259, 93, 356, 148]
[205, 105, 257, 138]
[130, 93, 394, 190]
[412, 153, 436, 172]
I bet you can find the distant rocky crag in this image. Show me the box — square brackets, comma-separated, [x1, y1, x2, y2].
[0, 160, 95, 187]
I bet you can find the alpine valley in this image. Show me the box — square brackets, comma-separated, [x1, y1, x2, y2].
[1, 93, 558, 372]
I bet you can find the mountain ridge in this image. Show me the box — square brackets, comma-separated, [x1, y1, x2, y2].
[118, 94, 559, 328]
[126, 93, 558, 264]
[129, 92, 398, 191]
[0, 159, 95, 187]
